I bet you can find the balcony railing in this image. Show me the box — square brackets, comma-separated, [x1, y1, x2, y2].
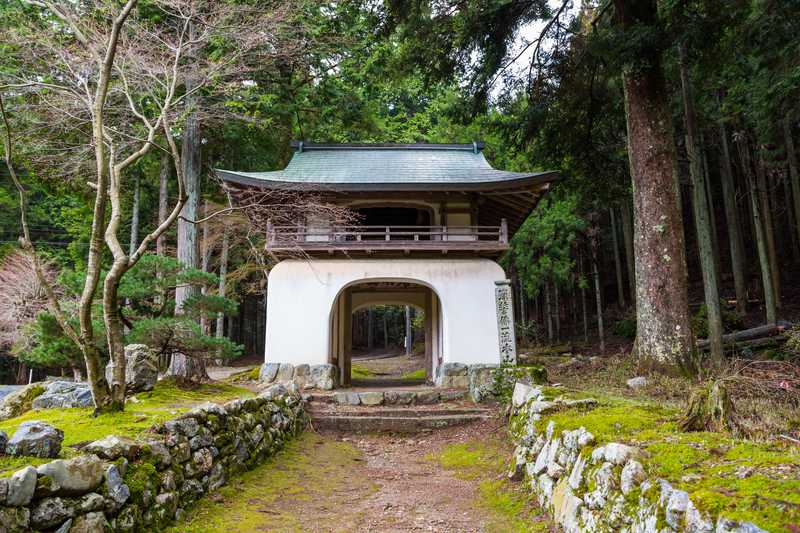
[265, 219, 508, 253]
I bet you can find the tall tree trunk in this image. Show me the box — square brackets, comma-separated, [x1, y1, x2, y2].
[367, 308, 373, 350]
[157, 152, 170, 257]
[736, 133, 776, 324]
[199, 200, 211, 335]
[620, 200, 636, 307]
[614, 0, 696, 371]
[679, 44, 723, 366]
[783, 117, 800, 257]
[554, 283, 561, 342]
[717, 118, 747, 315]
[545, 282, 553, 343]
[591, 253, 605, 353]
[404, 305, 412, 356]
[755, 150, 781, 309]
[170, 30, 206, 380]
[701, 140, 722, 281]
[215, 224, 230, 341]
[610, 207, 626, 308]
[783, 172, 800, 263]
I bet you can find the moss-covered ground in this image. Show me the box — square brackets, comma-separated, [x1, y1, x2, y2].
[528, 388, 800, 532]
[0, 379, 252, 475]
[433, 434, 553, 532]
[169, 432, 378, 532]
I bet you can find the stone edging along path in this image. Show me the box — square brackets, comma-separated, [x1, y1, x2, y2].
[508, 382, 767, 533]
[0, 384, 307, 532]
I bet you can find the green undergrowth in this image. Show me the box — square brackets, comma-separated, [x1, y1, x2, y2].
[0, 379, 252, 475]
[351, 363, 375, 379]
[401, 368, 426, 381]
[223, 366, 261, 383]
[434, 438, 551, 532]
[169, 432, 378, 532]
[528, 389, 800, 532]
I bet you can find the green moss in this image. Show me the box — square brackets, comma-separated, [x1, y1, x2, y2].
[435, 438, 551, 531]
[351, 363, 375, 379]
[224, 366, 261, 383]
[533, 390, 800, 532]
[124, 461, 159, 503]
[0, 379, 251, 466]
[401, 368, 426, 381]
[168, 432, 378, 532]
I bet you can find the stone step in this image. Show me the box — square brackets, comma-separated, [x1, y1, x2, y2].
[306, 388, 469, 407]
[310, 411, 493, 433]
[308, 405, 490, 418]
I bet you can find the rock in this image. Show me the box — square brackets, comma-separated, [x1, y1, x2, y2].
[104, 464, 130, 508]
[468, 364, 498, 402]
[593, 461, 617, 494]
[164, 416, 200, 438]
[141, 439, 172, 468]
[620, 460, 646, 495]
[666, 489, 690, 530]
[334, 392, 360, 406]
[0, 382, 46, 421]
[36, 455, 105, 496]
[275, 363, 294, 382]
[440, 390, 467, 402]
[385, 390, 415, 405]
[441, 362, 468, 387]
[207, 462, 226, 491]
[55, 518, 72, 533]
[7, 466, 37, 506]
[84, 435, 141, 460]
[568, 454, 587, 490]
[0, 506, 30, 531]
[442, 362, 468, 376]
[512, 382, 541, 408]
[30, 496, 74, 529]
[259, 363, 280, 383]
[591, 442, 639, 465]
[685, 499, 714, 532]
[259, 383, 288, 401]
[626, 376, 648, 390]
[7, 420, 64, 458]
[104, 344, 158, 393]
[715, 518, 770, 533]
[0, 430, 7, 454]
[309, 364, 337, 390]
[358, 391, 384, 406]
[193, 448, 214, 474]
[0, 477, 7, 504]
[70, 511, 109, 533]
[77, 493, 105, 513]
[415, 390, 440, 405]
[528, 400, 558, 415]
[31, 380, 93, 409]
[546, 461, 565, 479]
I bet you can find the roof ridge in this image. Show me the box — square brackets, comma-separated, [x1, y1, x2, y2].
[290, 141, 485, 152]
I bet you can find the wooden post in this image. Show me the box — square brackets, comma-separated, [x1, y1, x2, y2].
[500, 218, 508, 244]
[424, 290, 433, 381]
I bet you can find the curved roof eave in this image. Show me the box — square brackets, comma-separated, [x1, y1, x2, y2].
[215, 169, 560, 192]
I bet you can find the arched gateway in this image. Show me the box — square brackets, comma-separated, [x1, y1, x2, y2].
[218, 142, 557, 389]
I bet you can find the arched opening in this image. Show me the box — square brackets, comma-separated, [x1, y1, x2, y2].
[328, 280, 443, 387]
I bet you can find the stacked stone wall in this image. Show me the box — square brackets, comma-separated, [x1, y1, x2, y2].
[509, 383, 766, 533]
[0, 386, 307, 532]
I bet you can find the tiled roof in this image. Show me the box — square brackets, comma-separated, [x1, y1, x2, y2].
[217, 142, 557, 191]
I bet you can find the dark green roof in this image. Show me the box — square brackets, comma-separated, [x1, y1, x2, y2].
[217, 142, 557, 191]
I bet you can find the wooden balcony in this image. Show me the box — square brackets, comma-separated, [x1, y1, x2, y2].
[266, 220, 509, 255]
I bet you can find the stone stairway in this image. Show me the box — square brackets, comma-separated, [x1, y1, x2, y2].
[305, 387, 496, 433]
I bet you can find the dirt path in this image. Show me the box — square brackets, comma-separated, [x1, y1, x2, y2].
[172, 418, 550, 533]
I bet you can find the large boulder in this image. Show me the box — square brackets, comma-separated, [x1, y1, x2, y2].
[7, 421, 64, 458]
[309, 364, 337, 390]
[0, 383, 47, 421]
[36, 455, 105, 496]
[105, 344, 158, 393]
[31, 381, 93, 409]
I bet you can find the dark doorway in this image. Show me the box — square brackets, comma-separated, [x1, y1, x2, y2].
[355, 207, 431, 227]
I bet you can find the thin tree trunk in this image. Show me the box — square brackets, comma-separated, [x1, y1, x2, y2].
[784, 117, 800, 258]
[620, 200, 636, 307]
[215, 224, 230, 340]
[679, 43, 723, 366]
[737, 133, 776, 324]
[157, 152, 170, 257]
[404, 305, 412, 356]
[717, 117, 747, 315]
[129, 173, 140, 255]
[592, 254, 605, 353]
[367, 308, 373, 350]
[702, 139, 722, 282]
[609, 207, 626, 308]
[783, 173, 800, 263]
[545, 282, 553, 343]
[199, 200, 211, 335]
[614, 0, 696, 371]
[554, 282, 561, 342]
[755, 149, 781, 309]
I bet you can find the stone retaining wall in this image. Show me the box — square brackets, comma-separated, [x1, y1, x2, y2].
[508, 383, 766, 533]
[0, 385, 307, 532]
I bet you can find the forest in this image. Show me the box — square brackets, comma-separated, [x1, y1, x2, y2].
[1, 0, 800, 421]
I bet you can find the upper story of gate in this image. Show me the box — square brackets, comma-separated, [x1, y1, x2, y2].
[217, 142, 557, 258]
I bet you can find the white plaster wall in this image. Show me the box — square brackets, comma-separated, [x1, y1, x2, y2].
[264, 258, 507, 367]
